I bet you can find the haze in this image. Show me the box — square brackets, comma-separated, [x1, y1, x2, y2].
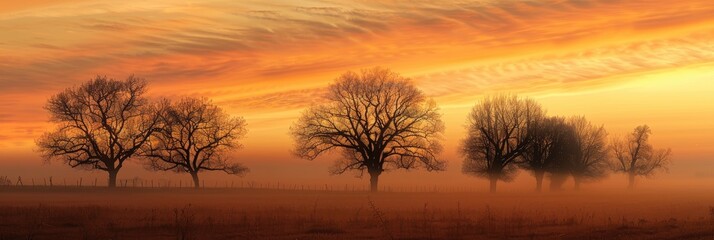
[1, 0, 713, 192]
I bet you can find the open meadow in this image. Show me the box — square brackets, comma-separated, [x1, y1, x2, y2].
[1, 187, 713, 240]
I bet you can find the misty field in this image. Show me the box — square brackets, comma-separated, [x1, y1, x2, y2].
[0, 187, 713, 240]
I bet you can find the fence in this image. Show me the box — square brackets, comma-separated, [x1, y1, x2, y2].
[0, 175, 478, 193]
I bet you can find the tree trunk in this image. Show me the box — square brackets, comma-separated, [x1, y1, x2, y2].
[627, 172, 636, 190]
[191, 172, 200, 189]
[550, 173, 567, 191]
[574, 177, 581, 191]
[369, 170, 381, 192]
[108, 170, 118, 188]
[489, 176, 498, 193]
[535, 170, 545, 192]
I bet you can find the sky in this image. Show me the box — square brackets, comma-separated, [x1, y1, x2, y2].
[0, 0, 713, 191]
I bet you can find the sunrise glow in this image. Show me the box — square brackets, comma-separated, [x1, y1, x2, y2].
[1, 0, 713, 190]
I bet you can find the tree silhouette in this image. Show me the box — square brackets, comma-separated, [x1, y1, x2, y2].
[519, 116, 577, 192]
[291, 67, 445, 192]
[141, 97, 248, 188]
[544, 118, 579, 191]
[461, 95, 544, 193]
[36, 76, 160, 187]
[519, 116, 556, 192]
[611, 125, 671, 189]
[568, 116, 609, 190]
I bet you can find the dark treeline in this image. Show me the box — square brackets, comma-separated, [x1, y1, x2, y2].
[460, 95, 671, 192]
[36, 68, 672, 192]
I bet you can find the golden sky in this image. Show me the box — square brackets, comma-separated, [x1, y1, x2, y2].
[1, 0, 713, 190]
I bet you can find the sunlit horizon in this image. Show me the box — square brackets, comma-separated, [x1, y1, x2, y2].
[1, 0, 713, 192]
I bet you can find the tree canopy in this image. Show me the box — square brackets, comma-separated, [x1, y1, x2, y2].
[37, 75, 160, 187]
[291, 67, 445, 192]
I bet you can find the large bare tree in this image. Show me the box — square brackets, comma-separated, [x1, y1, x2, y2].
[611, 125, 671, 189]
[141, 97, 248, 188]
[36, 76, 160, 187]
[568, 116, 609, 190]
[462, 95, 544, 193]
[291, 67, 445, 192]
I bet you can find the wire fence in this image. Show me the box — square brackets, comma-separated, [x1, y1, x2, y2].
[0, 175, 478, 193]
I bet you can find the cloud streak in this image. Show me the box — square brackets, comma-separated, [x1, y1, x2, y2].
[0, 0, 713, 138]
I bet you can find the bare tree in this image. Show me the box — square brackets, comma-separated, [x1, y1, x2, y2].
[461, 95, 544, 193]
[544, 119, 579, 191]
[36, 76, 160, 187]
[568, 116, 609, 190]
[519, 116, 577, 192]
[611, 125, 671, 189]
[142, 97, 248, 188]
[291, 67, 445, 192]
[519, 116, 555, 192]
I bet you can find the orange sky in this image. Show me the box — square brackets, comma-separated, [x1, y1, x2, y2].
[1, 0, 713, 191]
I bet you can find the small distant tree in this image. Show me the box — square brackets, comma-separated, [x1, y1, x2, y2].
[291, 67, 445, 192]
[461, 95, 544, 193]
[142, 97, 248, 188]
[611, 125, 671, 189]
[568, 116, 609, 190]
[36, 76, 160, 187]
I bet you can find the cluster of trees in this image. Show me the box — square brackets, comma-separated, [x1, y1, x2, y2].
[37, 76, 248, 188]
[292, 67, 671, 192]
[37, 68, 671, 192]
[460, 95, 671, 192]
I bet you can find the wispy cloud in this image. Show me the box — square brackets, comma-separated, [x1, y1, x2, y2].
[0, 0, 713, 127]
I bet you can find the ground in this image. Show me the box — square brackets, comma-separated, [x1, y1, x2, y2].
[0, 187, 713, 239]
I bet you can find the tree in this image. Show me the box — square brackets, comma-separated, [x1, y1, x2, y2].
[611, 125, 671, 189]
[36, 75, 160, 187]
[544, 119, 579, 191]
[568, 116, 609, 190]
[461, 95, 544, 193]
[141, 97, 248, 188]
[291, 67, 445, 192]
[519, 116, 556, 192]
[519, 116, 577, 192]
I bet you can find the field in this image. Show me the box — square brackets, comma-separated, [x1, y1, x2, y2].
[0, 187, 713, 240]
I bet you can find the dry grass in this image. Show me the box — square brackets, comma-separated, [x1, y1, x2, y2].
[0, 187, 713, 239]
